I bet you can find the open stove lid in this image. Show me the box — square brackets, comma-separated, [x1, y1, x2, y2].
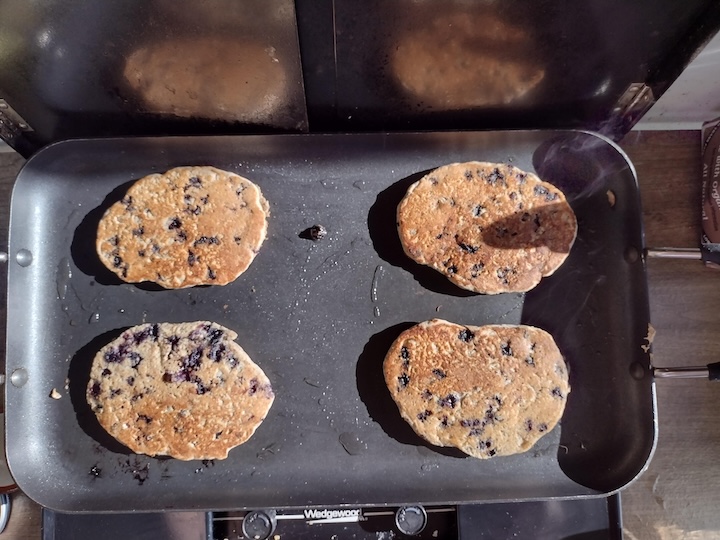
[0, 0, 719, 156]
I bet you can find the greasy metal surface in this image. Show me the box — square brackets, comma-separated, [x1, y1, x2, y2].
[6, 132, 655, 512]
[0, 0, 307, 153]
[302, 0, 716, 134]
[1, 1, 719, 153]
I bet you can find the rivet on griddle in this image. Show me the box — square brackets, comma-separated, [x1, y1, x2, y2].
[15, 249, 32, 267]
[624, 247, 640, 264]
[10, 368, 28, 388]
[629, 362, 646, 380]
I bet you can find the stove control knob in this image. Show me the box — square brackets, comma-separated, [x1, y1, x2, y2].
[395, 505, 427, 536]
[241, 509, 277, 540]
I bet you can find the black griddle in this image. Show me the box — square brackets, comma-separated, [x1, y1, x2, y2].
[5, 131, 655, 512]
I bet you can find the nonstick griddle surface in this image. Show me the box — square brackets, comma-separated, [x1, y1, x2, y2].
[6, 132, 655, 512]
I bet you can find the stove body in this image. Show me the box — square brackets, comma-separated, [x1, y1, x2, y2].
[1, 1, 718, 539]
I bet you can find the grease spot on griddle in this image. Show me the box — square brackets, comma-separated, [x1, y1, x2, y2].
[122, 457, 150, 485]
[339, 432, 367, 455]
[56, 257, 72, 300]
[371, 265, 384, 302]
[159, 462, 173, 481]
[256, 443, 278, 460]
[89, 464, 102, 478]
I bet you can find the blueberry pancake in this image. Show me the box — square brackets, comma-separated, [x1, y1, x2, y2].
[86, 322, 274, 461]
[97, 166, 269, 288]
[383, 319, 569, 459]
[397, 162, 577, 294]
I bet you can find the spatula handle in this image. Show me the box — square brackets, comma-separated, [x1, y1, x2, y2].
[645, 247, 701, 260]
[654, 362, 720, 380]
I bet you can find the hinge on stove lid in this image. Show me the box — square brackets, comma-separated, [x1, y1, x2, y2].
[603, 83, 656, 139]
[0, 98, 33, 147]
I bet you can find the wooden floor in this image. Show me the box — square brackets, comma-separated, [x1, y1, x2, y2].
[0, 131, 718, 539]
